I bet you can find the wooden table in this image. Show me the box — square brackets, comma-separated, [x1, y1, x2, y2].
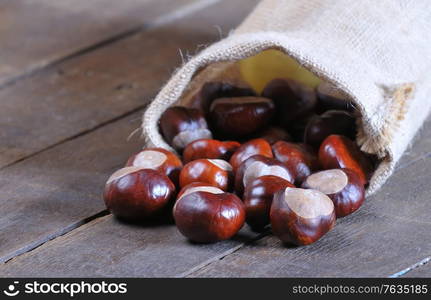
[1, 0, 430, 278]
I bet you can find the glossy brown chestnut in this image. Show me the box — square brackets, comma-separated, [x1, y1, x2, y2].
[318, 135, 373, 185]
[126, 147, 182, 185]
[262, 78, 317, 127]
[182, 139, 240, 163]
[252, 126, 293, 144]
[229, 138, 273, 171]
[159, 106, 212, 150]
[209, 96, 275, 139]
[234, 155, 294, 196]
[272, 141, 319, 185]
[103, 167, 175, 220]
[179, 159, 233, 191]
[302, 168, 365, 217]
[243, 175, 294, 230]
[173, 188, 245, 243]
[190, 81, 256, 113]
[316, 82, 353, 113]
[270, 187, 336, 245]
[304, 110, 356, 148]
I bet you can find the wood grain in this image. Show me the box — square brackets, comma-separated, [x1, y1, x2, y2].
[0, 215, 257, 277]
[188, 133, 431, 277]
[0, 0, 259, 266]
[0, 111, 143, 263]
[0, 0, 257, 169]
[0, 0, 197, 86]
[395, 118, 431, 170]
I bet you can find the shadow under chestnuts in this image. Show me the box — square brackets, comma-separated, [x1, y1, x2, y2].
[103, 77, 376, 246]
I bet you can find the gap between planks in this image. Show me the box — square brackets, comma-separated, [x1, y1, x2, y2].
[176, 230, 271, 278]
[0, 0, 221, 91]
[0, 104, 147, 171]
[1, 211, 109, 264]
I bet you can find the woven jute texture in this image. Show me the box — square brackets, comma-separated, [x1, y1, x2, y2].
[142, 0, 431, 195]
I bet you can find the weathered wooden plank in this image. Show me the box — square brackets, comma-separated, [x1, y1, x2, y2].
[0, 0, 260, 265]
[0, 0, 198, 86]
[0, 215, 257, 277]
[0, 112, 143, 263]
[0, 0, 250, 169]
[188, 138, 431, 277]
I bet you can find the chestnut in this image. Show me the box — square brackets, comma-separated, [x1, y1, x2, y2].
[182, 139, 240, 163]
[159, 106, 212, 150]
[270, 187, 336, 245]
[190, 81, 256, 113]
[209, 96, 275, 139]
[261, 78, 317, 127]
[302, 168, 365, 217]
[126, 147, 182, 185]
[304, 110, 356, 148]
[234, 155, 294, 196]
[316, 82, 353, 113]
[229, 138, 273, 171]
[272, 141, 319, 185]
[318, 135, 373, 185]
[179, 159, 233, 191]
[103, 167, 175, 220]
[173, 187, 245, 243]
[252, 126, 292, 144]
[243, 175, 294, 230]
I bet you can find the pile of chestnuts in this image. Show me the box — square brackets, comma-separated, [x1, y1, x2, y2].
[103, 78, 375, 246]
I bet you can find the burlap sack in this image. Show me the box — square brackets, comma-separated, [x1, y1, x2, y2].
[142, 0, 431, 196]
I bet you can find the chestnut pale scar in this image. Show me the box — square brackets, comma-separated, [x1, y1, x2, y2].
[305, 169, 348, 194]
[284, 188, 334, 218]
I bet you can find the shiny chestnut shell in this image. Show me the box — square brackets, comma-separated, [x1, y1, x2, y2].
[270, 187, 336, 245]
[103, 167, 175, 220]
[126, 148, 182, 185]
[302, 168, 365, 217]
[272, 141, 319, 185]
[234, 155, 294, 196]
[173, 191, 245, 243]
[159, 106, 212, 149]
[182, 139, 240, 163]
[179, 159, 234, 191]
[229, 138, 273, 171]
[318, 135, 373, 185]
[304, 110, 356, 148]
[190, 81, 256, 113]
[209, 96, 275, 139]
[243, 175, 294, 230]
